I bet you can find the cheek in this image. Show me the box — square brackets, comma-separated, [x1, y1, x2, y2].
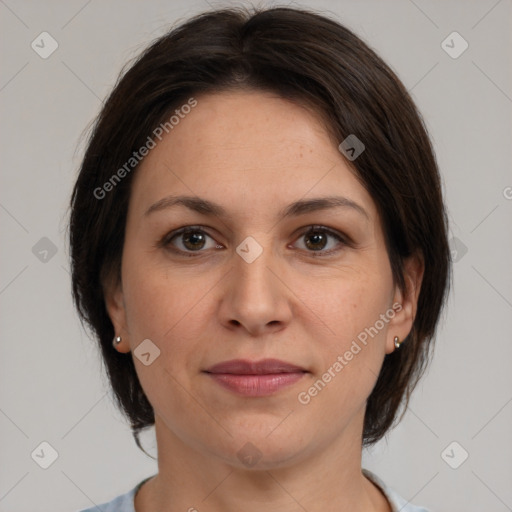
[123, 276, 172, 341]
[303, 268, 393, 395]
[121, 253, 214, 377]
[306, 268, 392, 341]
[296, 283, 390, 420]
[121, 248, 196, 337]
[120, 263, 208, 417]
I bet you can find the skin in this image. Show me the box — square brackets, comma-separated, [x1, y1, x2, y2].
[106, 90, 423, 512]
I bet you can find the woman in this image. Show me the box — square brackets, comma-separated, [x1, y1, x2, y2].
[70, 5, 451, 512]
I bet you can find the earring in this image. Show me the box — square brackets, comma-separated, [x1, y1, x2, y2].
[113, 335, 122, 347]
[394, 336, 401, 349]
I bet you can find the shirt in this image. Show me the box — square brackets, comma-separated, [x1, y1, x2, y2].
[76, 469, 430, 512]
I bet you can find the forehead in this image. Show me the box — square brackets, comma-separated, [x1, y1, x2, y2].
[180, 89, 333, 147]
[128, 90, 376, 221]
[146, 90, 335, 169]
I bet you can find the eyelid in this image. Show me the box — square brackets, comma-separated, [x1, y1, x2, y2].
[160, 224, 350, 257]
[292, 225, 349, 256]
[295, 224, 348, 242]
[159, 225, 221, 253]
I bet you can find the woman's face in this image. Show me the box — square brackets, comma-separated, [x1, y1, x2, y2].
[107, 90, 420, 469]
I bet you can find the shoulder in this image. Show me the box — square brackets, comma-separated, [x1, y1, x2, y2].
[76, 490, 134, 512]
[79, 472, 430, 512]
[75, 477, 150, 512]
[363, 469, 432, 512]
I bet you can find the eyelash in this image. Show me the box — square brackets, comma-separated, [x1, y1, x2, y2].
[159, 225, 350, 258]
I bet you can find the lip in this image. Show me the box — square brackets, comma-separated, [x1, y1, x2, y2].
[204, 359, 308, 397]
[205, 358, 306, 375]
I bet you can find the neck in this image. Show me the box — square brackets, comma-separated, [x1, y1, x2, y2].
[135, 413, 391, 512]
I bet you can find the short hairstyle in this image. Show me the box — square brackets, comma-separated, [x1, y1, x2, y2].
[69, 5, 451, 451]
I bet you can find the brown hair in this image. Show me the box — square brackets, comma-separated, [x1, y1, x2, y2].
[69, 5, 451, 451]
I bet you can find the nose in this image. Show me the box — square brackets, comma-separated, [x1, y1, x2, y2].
[218, 240, 293, 337]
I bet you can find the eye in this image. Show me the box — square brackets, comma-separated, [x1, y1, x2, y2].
[162, 226, 222, 255]
[293, 226, 347, 256]
[160, 224, 348, 257]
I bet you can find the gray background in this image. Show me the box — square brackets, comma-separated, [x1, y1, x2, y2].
[1, 0, 511, 511]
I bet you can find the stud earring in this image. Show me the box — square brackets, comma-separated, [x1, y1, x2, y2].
[394, 336, 401, 349]
[113, 335, 122, 347]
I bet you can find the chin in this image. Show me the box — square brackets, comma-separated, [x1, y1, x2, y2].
[213, 427, 312, 471]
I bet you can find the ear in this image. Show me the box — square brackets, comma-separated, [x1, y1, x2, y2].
[385, 252, 424, 354]
[104, 276, 131, 354]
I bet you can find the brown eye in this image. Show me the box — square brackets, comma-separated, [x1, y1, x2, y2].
[304, 231, 329, 251]
[182, 231, 207, 250]
[294, 226, 347, 256]
[163, 227, 220, 254]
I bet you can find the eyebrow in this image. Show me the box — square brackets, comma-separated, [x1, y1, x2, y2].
[144, 194, 369, 221]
